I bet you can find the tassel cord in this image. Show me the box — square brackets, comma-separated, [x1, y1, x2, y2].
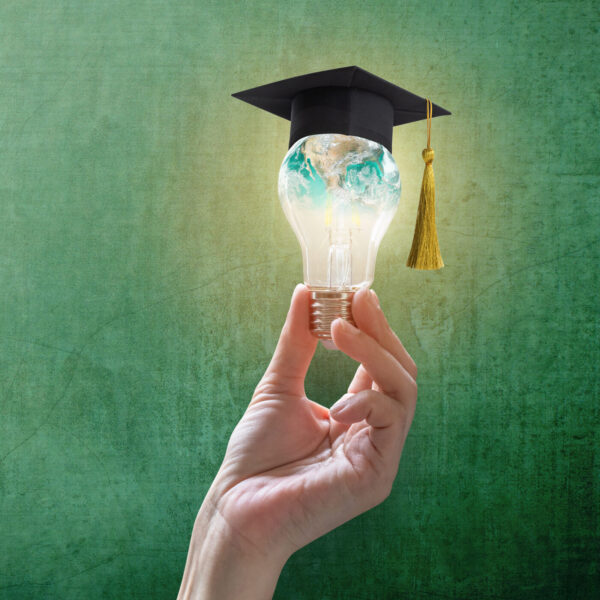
[406, 98, 444, 270]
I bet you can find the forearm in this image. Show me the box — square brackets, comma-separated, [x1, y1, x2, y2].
[177, 497, 286, 600]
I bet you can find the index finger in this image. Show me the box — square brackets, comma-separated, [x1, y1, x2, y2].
[331, 317, 417, 416]
[352, 288, 417, 381]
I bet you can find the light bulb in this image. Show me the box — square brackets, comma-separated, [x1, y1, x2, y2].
[278, 133, 401, 345]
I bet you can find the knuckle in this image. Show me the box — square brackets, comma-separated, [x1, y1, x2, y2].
[252, 380, 270, 400]
[251, 375, 283, 403]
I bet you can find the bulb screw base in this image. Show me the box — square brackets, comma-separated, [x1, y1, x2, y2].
[309, 289, 356, 340]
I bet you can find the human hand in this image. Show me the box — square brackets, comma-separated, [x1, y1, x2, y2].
[178, 284, 417, 599]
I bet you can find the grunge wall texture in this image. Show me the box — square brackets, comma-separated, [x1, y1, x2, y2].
[1, 1, 598, 598]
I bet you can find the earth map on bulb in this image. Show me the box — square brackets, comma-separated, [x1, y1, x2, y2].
[281, 133, 401, 210]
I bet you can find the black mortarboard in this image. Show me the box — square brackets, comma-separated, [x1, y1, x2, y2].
[231, 65, 450, 152]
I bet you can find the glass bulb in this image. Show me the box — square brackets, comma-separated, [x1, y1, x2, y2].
[278, 133, 401, 343]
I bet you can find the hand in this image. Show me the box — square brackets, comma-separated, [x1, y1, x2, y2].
[178, 284, 418, 599]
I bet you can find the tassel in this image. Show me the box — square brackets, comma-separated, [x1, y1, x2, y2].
[406, 98, 444, 270]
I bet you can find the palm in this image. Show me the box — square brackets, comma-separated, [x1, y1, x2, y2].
[213, 382, 381, 554]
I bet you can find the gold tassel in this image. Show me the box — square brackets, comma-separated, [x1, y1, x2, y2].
[406, 98, 444, 270]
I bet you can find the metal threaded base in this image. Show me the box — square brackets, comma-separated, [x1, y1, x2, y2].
[309, 289, 356, 340]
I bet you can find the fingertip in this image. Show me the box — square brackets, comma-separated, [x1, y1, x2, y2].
[289, 283, 311, 315]
[330, 318, 343, 345]
[353, 285, 371, 307]
[330, 316, 343, 330]
[353, 287, 388, 343]
[329, 397, 355, 424]
[331, 318, 361, 353]
[330, 410, 354, 425]
[330, 316, 349, 336]
[281, 283, 315, 348]
[291, 282, 308, 302]
[352, 286, 374, 319]
[329, 393, 350, 414]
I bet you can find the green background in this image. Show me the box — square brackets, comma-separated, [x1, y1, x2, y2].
[1, 1, 598, 598]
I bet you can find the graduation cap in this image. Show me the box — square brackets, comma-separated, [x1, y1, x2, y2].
[232, 65, 451, 270]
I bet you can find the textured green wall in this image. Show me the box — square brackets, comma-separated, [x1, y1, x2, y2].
[1, 1, 598, 598]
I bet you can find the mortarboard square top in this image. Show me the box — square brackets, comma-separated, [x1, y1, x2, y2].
[232, 65, 450, 153]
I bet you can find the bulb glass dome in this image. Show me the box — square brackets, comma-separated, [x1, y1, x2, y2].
[278, 133, 401, 291]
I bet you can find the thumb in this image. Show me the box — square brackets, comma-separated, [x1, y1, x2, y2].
[259, 284, 318, 396]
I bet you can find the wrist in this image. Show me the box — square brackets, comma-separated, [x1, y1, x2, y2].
[178, 495, 287, 600]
